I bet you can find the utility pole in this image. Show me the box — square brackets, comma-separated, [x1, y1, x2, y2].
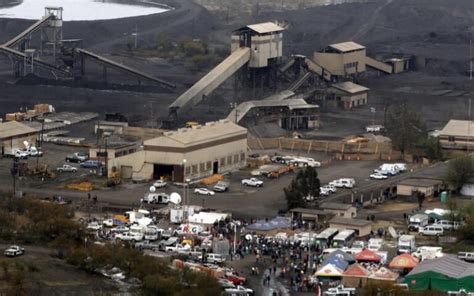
[133, 24, 138, 49]
[11, 158, 17, 198]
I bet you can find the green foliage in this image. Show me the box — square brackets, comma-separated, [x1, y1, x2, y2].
[284, 167, 320, 209]
[155, 33, 173, 52]
[418, 136, 443, 160]
[185, 55, 216, 73]
[444, 155, 474, 192]
[385, 104, 426, 155]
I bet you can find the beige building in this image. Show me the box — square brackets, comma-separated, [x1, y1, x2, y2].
[327, 81, 369, 109]
[320, 202, 357, 218]
[314, 42, 367, 77]
[397, 178, 443, 198]
[109, 120, 248, 181]
[329, 217, 372, 237]
[231, 22, 284, 68]
[0, 121, 38, 156]
[439, 120, 474, 150]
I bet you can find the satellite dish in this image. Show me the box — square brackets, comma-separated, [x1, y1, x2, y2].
[388, 226, 398, 239]
[245, 234, 252, 241]
[149, 186, 156, 192]
[23, 140, 29, 148]
[169, 192, 182, 205]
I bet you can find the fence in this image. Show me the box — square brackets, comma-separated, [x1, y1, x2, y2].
[248, 137, 402, 160]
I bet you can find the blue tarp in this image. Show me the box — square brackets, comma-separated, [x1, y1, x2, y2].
[246, 216, 291, 231]
[321, 256, 349, 271]
[324, 249, 355, 263]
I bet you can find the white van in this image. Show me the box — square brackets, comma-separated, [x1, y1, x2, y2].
[434, 220, 462, 231]
[330, 178, 355, 189]
[419, 225, 444, 236]
[458, 252, 474, 262]
[368, 238, 383, 251]
[408, 214, 429, 231]
[205, 253, 226, 264]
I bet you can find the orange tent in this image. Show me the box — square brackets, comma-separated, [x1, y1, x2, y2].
[343, 263, 371, 278]
[388, 253, 419, 270]
[355, 249, 381, 262]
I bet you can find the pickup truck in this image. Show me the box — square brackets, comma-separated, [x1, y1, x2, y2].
[4, 245, 24, 257]
[165, 244, 191, 253]
[241, 178, 263, 187]
[116, 232, 143, 242]
[134, 240, 160, 251]
[65, 152, 88, 163]
[57, 164, 78, 173]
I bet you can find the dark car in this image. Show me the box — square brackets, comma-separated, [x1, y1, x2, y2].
[80, 160, 102, 168]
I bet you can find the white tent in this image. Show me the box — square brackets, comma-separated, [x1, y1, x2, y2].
[315, 263, 344, 277]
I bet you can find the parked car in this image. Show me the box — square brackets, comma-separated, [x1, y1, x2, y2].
[102, 219, 114, 227]
[329, 178, 355, 189]
[86, 221, 103, 231]
[370, 173, 388, 180]
[152, 180, 167, 188]
[319, 187, 330, 196]
[65, 152, 88, 163]
[458, 252, 474, 262]
[225, 285, 253, 295]
[241, 178, 263, 187]
[27, 146, 43, 157]
[203, 253, 226, 264]
[56, 164, 78, 173]
[165, 244, 191, 253]
[134, 240, 160, 251]
[80, 160, 102, 168]
[225, 274, 247, 285]
[141, 192, 169, 204]
[116, 232, 143, 242]
[433, 220, 463, 231]
[111, 226, 129, 233]
[14, 150, 29, 159]
[365, 125, 384, 133]
[218, 278, 236, 289]
[419, 225, 444, 236]
[4, 246, 24, 257]
[194, 188, 216, 196]
[322, 184, 337, 193]
[213, 181, 230, 192]
[271, 156, 287, 164]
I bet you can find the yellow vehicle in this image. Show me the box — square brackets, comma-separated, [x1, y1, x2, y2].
[185, 121, 199, 128]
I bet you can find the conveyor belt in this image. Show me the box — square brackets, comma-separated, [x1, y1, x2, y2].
[75, 48, 175, 89]
[0, 45, 70, 75]
[304, 57, 332, 81]
[3, 15, 54, 48]
[288, 72, 312, 92]
[169, 47, 251, 116]
[365, 56, 393, 74]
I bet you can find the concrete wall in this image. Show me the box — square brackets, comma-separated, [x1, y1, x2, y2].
[328, 88, 368, 109]
[324, 208, 357, 219]
[249, 33, 283, 68]
[397, 184, 435, 197]
[314, 49, 366, 76]
[108, 150, 153, 180]
[145, 138, 247, 180]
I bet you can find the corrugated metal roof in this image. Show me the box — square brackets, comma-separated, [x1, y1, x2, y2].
[407, 255, 474, 279]
[0, 121, 37, 140]
[246, 22, 284, 34]
[440, 120, 474, 137]
[331, 81, 369, 94]
[144, 120, 247, 148]
[398, 178, 442, 187]
[329, 41, 365, 52]
[321, 202, 353, 211]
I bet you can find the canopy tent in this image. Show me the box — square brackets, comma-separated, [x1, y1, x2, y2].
[315, 263, 344, 277]
[246, 216, 291, 232]
[321, 256, 349, 271]
[405, 256, 474, 292]
[355, 249, 381, 262]
[369, 267, 399, 281]
[324, 249, 356, 263]
[389, 253, 419, 270]
[342, 263, 370, 288]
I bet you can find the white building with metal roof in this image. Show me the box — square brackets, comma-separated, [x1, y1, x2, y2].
[108, 120, 247, 181]
[328, 81, 370, 109]
[0, 121, 39, 156]
[439, 120, 474, 150]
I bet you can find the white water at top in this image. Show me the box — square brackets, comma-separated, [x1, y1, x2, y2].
[0, 0, 169, 21]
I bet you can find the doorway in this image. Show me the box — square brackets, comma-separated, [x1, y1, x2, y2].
[213, 161, 218, 174]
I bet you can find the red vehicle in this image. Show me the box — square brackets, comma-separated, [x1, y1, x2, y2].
[225, 273, 246, 285]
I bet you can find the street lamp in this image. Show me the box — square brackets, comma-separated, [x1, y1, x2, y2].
[182, 159, 187, 223]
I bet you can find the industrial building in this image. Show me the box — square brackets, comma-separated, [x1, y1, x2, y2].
[397, 178, 443, 198]
[0, 121, 39, 156]
[108, 120, 247, 181]
[313, 41, 394, 81]
[320, 202, 357, 218]
[327, 81, 369, 109]
[439, 120, 474, 150]
[328, 217, 372, 237]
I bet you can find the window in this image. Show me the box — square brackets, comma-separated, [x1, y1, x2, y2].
[240, 152, 246, 162]
[220, 157, 226, 166]
[233, 154, 239, 164]
[344, 62, 358, 69]
[97, 151, 108, 157]
[206, 161, 212, 170]
[185, 166, 191, 175]
[192, 165, 197, 174]
[448, 136, 455, 142]
[199, 163, 205, 172]
[227, 156, 232, 165]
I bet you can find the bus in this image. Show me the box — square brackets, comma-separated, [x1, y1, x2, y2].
[332, 229, 356, 248]
[315, 228, 339, 248]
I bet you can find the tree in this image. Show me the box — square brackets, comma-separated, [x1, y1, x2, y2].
[444, 155, 474, 192]
[418, 137, 443, 161]
[284, 167, 321, 209]
[385, 104, 426, 155]
[416, 192, 426, 210]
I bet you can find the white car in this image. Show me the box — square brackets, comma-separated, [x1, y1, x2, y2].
[116, 232, 143, 242]
[112, 226, 129, 233]
[194, 188, 216, 196]
[86, 222, 103, 231]
[322, 185, 337, 193]
[57, 164, 78, 173]
[102, 219, 114, 227]
[370, 173, 388, 180]
[365, 125, 384, 133]
[225, 286, 253, 294]
[165, 244, 191, 253]
[330, 178, 355, 189]
[4, 246, 24, 257]
[241, 178, 263, 187]
[152, 180, 167, 188]
[319, 187, 330, 196]
[419, 225, 444, 236]
[14, 150, 29, 159]
[218, 278, 235, 289]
